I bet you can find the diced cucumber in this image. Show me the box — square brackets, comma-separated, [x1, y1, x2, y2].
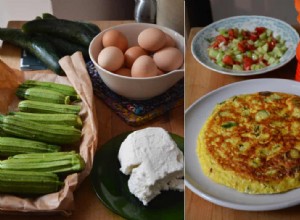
[263, 53, 270, 60]
[268, 56, 276, 64]
[232, 64, 243, 70]
[216, 60, 226, 68]
[273, 46, 283, 58]
[266, 29, 273, 37]
[259, 32, 267, 40]
[235, 54, 243, 62]
[247, 40, 254, 45]
[252, 53, 258, 61]
[275, 35, 281, 41]
[208, 48, 219, 58]
[216, 51, 224, 62]
[218, 28, 227, 35]
[262, 43, 269, 52]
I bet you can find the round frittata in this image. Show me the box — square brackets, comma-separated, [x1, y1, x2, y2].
[197, 91, 300, 194]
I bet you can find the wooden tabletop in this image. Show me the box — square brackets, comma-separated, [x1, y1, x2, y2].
[0, 20, 183, 220]
[185, 27, 300, 220]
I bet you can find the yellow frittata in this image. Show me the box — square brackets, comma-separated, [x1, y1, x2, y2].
[197, 91, 300, 193]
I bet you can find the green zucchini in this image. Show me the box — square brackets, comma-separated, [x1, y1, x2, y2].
[19, 80, 78, 97]
[78, 21, 101, 36]
[221, 121, 238, 128]
[0, 137, 60, 156]
[255, 110, 270, 122]
[0, 170, 62, 195]
[0, 115, 82, 145]
[1, 151, 85, 174]
[22, 19, 95, 47]
[41, 13, 101, 36]
[0, 28, 63, 75]
[41, 13, 57, 19]
[40, 34, 89, 60]
[16, 87, 71, 104]
[9, 112, 82, 128]
[18, 100, 81, 114]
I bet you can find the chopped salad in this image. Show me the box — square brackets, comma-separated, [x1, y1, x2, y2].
[207, 27, 287, 71]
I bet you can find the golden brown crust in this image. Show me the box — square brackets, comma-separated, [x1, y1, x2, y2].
[197, 92, 300, 194]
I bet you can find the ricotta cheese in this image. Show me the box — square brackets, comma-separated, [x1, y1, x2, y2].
[118, 127, 184, 205]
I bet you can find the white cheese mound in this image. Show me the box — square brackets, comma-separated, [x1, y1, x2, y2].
[118, 127, 184, 206]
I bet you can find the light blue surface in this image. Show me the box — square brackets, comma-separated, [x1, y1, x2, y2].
[192, 16, 300, 76]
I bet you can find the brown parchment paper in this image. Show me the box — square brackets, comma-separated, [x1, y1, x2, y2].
[0, 52, 98, 216]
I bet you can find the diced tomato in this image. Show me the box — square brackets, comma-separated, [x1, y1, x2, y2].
[211, 41, 220, 48]
[228, 29, 236, 39]
[262, 59, 269, 66]
[255, 27, 266, 35]
[234, 60, 241, 65]
[247, 44, 256, 51]
[249, 33, 258, 41]
[268, 38, 277, 51]
[222, 55, 234, 66]
[238, 42, 246, 52]
[243, 57, 254, 70]
[241, 30, 250, 38]
[215, 35, 228, 43]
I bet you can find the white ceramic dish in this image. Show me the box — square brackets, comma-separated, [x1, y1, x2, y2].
[89, 23, 184, 100]
[185, 78, 300, 211]
[191, 16, 299, 76]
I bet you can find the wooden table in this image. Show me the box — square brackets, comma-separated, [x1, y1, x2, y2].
[0, 21, 183, 220]
[185, 27, 300, 220]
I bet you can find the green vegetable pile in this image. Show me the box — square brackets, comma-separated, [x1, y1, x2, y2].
[0, 13, 101, 75]
[0, 80, 85, 195]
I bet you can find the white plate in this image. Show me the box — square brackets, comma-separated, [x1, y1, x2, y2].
[185, 78, 300, 211]
[191, 16, 299, 76]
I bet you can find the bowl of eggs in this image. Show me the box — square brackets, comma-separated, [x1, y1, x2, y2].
[89, 23, 184, 100]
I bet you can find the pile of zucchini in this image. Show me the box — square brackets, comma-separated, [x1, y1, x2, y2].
[0, 13, 101, 75]
[0, 80, 85, 195]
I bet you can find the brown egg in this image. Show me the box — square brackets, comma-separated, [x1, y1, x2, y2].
[131, 55, 158, 78]
[124, 46, 148, 68]
[138, 28, 167, 52]
[102, 29, 128, 52]
[115, 67, 131, 77]
[97, 46, 124, 72]
[164, 34, 176, 48]
[157, 68, 165, 76]
[153, 47, 183, 72]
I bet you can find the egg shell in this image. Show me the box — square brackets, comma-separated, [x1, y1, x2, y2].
[115, 67, 131, 77]
[138, 28, 167, 52]
[131, 55, 158, 78]
[153, 47, 183, 72]
[98, 46, 124, 72]
[102, 29, 128, 52]
[157, 68, 165, 76]
[164, 34, 176, 48]
[124, 46, 148, 68]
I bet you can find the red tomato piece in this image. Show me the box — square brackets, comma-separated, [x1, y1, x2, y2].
[215, 35, 228, 42]
[243, 57, 254, 70]
[228, 29, 236, 39]
[211, 41, 220, 48]
[255, 27, 266, 35]
[242, 30, 250, 38]
[247, 44, 256, 51]
[222, 55, 234, 66]
[238, 42, 246, 52]
[268, 38, 277, 51]
[249, 33, 258, 41]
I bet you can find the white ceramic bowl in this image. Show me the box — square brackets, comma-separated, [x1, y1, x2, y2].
[89, 23, 184, 100]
